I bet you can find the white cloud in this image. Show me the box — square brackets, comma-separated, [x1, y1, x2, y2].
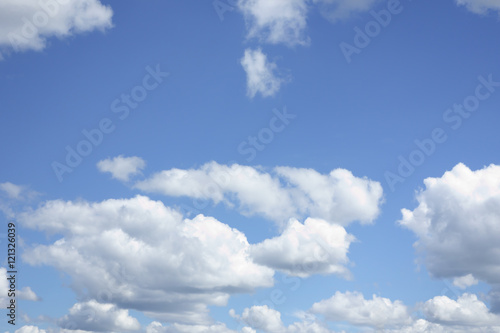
[15, 326, 47, 333]
[237, 0, 310, 46]
[399, 163, 500, 286]
[241, 48, 287, 98]
[0, 0, 113, 58]
[0, 182, 38, 200]
[97, 156, 146, 182]
[18, 195, 274, 324]
[228, 292, 500, 333]
[455, 0, 500, 15]
[385, 318, 500, 333]
[275, 166, 383, 225]
[58, 300, 140, 332]
[310, 291, 411, 328]
[232, 305, 337, 333]
[236, 305, 285, 332]
[0, 182, 23, 199]
[453, 274, 479, 289]
[134, 162, 383, 226]
[237, 0, 380, 46]
[421, 293, 500, 327]
[146, 321, 255, 333]
[250, 217, 354, 278]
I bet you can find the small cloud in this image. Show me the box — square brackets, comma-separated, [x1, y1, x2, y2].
[0, 182, 39, 201]
[455, 0, 500, 16]
[18, 286, 41, 302]
[0, 182, 23, 199]
[241, 48, 287, 98]
[453, 274, 479, 289]
[97, 156, 146, 182]
[238, 0, 310, 46]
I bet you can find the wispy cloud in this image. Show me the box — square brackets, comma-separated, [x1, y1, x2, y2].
[241, 48, 288, 98]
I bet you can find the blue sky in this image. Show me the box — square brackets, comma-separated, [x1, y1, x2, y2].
[1, 0, 500, 332]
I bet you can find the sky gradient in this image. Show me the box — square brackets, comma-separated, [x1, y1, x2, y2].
[1, 0, 500, 332]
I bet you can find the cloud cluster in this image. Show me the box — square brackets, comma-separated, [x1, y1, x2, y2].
[231, 305, 337, 333]
[12, 291, 500, 332]
[18, 195, 274, 324]
[309, 291, 500, 332]
[16, 157, 383, 331]
[146, 321, 255, 333]
[399, 163, 500, 286]
[0, 0, 113, 58]
[311, 291, 412, 328]
[134, 162, 384, 226]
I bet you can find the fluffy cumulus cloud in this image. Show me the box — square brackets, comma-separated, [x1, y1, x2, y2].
[134, 162, 383, 226]
[18, 195, 274, 325]
[308, 291, 500, 332]
[421, 293, 500, 327]
[455, 0, 500, 15]
[0, 0, 113, 58]
[240, 48, 287, 98]
[250, 218, 354, 277]
[58, 300, 141, 332]
[311, 291, 411, 328]
[231, 305, 337, 333]
[97, 155, 146, 182]
[399, 163, 500, 286]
